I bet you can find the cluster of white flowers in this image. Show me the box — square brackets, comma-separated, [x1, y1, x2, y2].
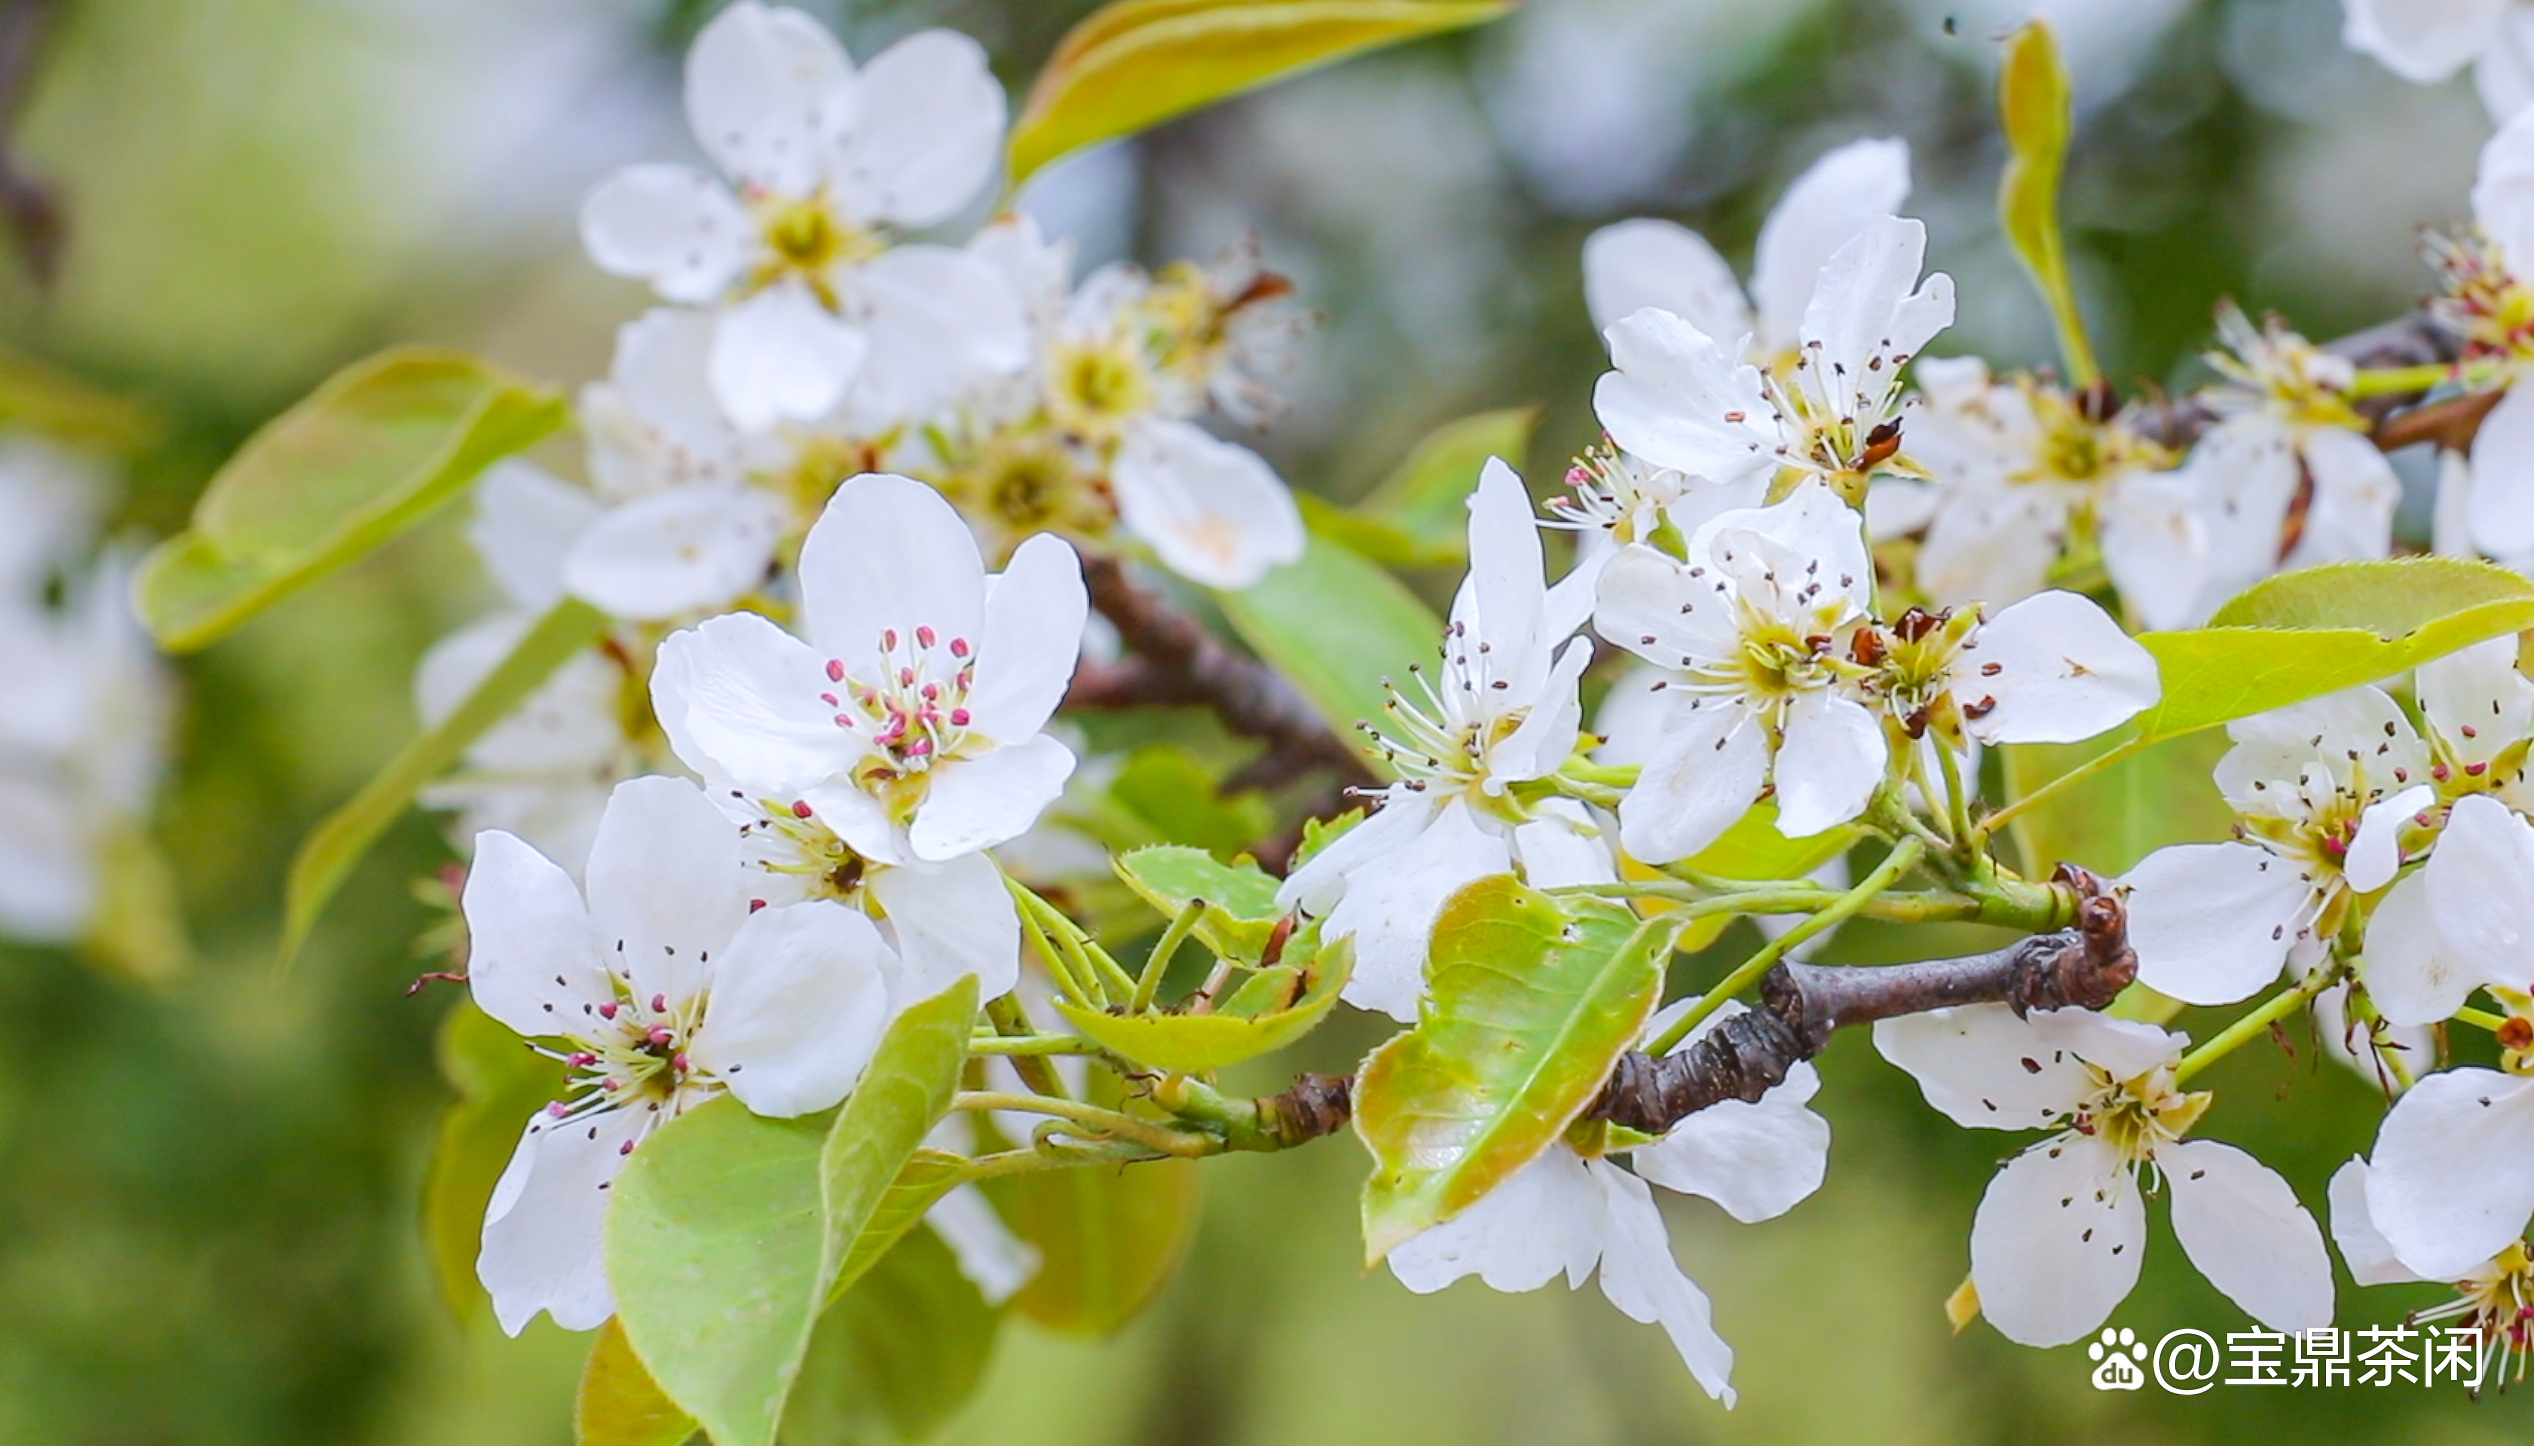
[0, 435, 165, 947]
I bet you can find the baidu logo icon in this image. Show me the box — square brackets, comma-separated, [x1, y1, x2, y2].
[2088, 1328, 2148, 1390]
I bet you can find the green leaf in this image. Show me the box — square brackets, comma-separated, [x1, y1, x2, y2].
[1051, 934, 1353, 1072]
[1112, 844, 1285, 960]
[134, 347, 567, 650]
[825, 1150, 969, 1306]
[79, 817, 194, 985]
[0, 344, 159, 452]
[1107, 747, 1272, 853]
[1008, 0, 1517, 184]
[1996, 20, 2096, 388]
[1214, 533, 1441, 780]
[1354, 407, 1536, 559]
[1681, 802, 1860, 883]
[1354, 878, 1671, 1262]
[2135, 565, 2534, 743]
[780, 1230, 999, 1446]
[281, 596, 609, 966]
[577, 1319, 697, 1446]
[421, 999, 564, 1322]
[987, 1073, 1201, 1336]
[2002, 730, 2234, 878]
[607, 981, 975, 1446]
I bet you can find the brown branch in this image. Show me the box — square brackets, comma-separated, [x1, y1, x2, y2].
[0, 0, 59, 285]
[1071, 555, 1374, 788]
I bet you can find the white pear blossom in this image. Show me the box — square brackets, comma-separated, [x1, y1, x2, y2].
[2342, 0, 2534, 121]
[2125, 688, 2429, 1005]
[1582, 137, 1911, 360]
[579, 3, 1024, 428]
[1877, 1005, 2333, 1346]
[1589, 480, 1883, 864]
[2432, 110, 2534, 562]
[1869, 590, 2161, 754]
[467, 775, 899, 1334]
[1594, 214, 1954, 499]
[651, 472, 1087, 1000]
[2333, 1155, 2534, 1386]
[1278, 459, 1597, 1020]
[2362, 1054, 2534, 1282]
[1388, 997, 1832, 1405]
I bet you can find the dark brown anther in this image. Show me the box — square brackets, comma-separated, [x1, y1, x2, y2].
[2075, 377, 2119, 424]
[1891, 606, 1947, 644]
[1858, 418, 1905, 470]
[1849, 628, 1890, 668]
[2498, 1016, 2533, 1052]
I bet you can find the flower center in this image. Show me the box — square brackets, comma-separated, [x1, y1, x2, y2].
[537, 975, 718, 1148]
[816, 627, 984, 819]
[2430, 227, 2534, 367]
[2069, 1064, 2206, 1169]
[1367, 621, 1535, 807]
[1047, 339, 1156, 441]
[744, 190, 882, 306]
[736, 796, 874, 904]
[2413, 1242, 2534, 1391]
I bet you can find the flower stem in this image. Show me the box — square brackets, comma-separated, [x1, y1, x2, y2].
[952, 1090, 1210, 1158]
[2172, 967, 2339, 1085]
[1644, 837, 1926, 1056]
[1134, 899, 1206, 1014]
[983, 994, 1071, 1098]
[968, 1032, 1106, 1057]
[1978, 732, 2146, 842]
[2348, 361, 2480, 399]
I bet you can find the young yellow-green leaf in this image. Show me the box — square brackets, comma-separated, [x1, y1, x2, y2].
[2135, 602, 2534, 742]
[987, 1072, 1201, 1336]
[134, 347, 566, 650]
[1996, 20, 2096, 388]
[606, 980, 974, 1446]
[2205, 554, 2534, 635]
[1112, 844, 1285, 960]
[1355, 878, 1672, 1262]
[1009, 0, 1517, 184]
[281, 596, 609, 966]
[0, 344, 159, 452]
[576, 1319, 696, 1446]
[421, 999, 563, 1322]
[825, 1149, 970, 1306]
[1052, 934, 1353, 1072]
[1354, 406, 1536, 558]
[1214, 533, 1441, 780]
[2002, 730, 2233, 878]
[781, 1230, 999, 1446]
[1107, 746, 1273, 853]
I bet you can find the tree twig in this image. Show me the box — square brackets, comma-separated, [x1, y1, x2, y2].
[0, 0, 59, 285]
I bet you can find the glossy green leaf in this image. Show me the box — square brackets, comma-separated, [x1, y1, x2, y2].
[780, 1230, 999, 1446]
[577, 1319, 697, 1446]
[607, 981, 974, 1446]
[2205, 554, 2534, 635]
[421, 999, 563, 1322]
[825, 1150, 969, 1307]
[1052, 934, 1352, 1072]
[2003, 730, 2233, 878]
[2135, 596, 2534, 744]
[1009, 0, 1517, 184]
[1355, 878, 1671, 1261]
[1682, 802, 1860, 883]
[134, 346, 567, 650]
[1353, 407, 1535, 558]
[1107, 747, 1272, 854]
[1214, 533, 1441, 780]
[0, 344, 158, 452]
[1112, 844, 1285, 960]
[987, 1073, 1200, 1336]
[1996, 20, 2096, 388]
[281, 596, 609, 966]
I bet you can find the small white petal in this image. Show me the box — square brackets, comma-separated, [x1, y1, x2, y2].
[2468, 375, 2534, 557]
[830, 30, 1005, 228]
[2123, 842, 2310, 1006]
[684, 0, 850, 195]
[2163, 1138, 2334, 1333]
[1388, 1146, 1603, 1295]
[908, 734, 1076, 863]
[709, 281, 868, 429]
[965, 533, 1087, 745]
[463, 829, 611, 1038]
[1594, 309, 1779, 488]
[847, 244, 1031, 423]
[1617, 699, 1769, 865]
[1110, 420, 1304, 589]
[478, 1104, 651, 1336]
[1581, 218, 1750, 344]
[470, 462, 601, 612]
[1509, 798, 1614, 889]
[1631, 1057, 1829, 1223]
[2365, 1068, 2534, 1278]
[1749, 137, 1911, 356]
[2343, 0, 2508, 82]
[2326, 1157, 2423, 1288]
[1770, 688, 1885, 840]
[1873, 1004, 2094, 1130]
[1957, 591, 2160, 745]
[1590, 1159, 1737, 1406]
[693, 901, 896, 1116]
[869, 850, 1020, 1002]
[652, 611, 860, 799]
[2420, 792, 2534, 996]
[2344, 783, 2433, 894]
[1969, 1134, 2144, 1347]
[2417, 635, 2534, 769]
[579, 164, 749, 303]
[798, 473, 987, 665]
[2476, 94, 2534, 273]
[564, 483, 786, 621]
[923, 1185, 1039, 1305]
[1328, 798, 1512, 1022]
[584, 777, 749, 1007]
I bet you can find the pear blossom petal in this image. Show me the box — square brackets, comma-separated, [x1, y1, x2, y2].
[2344, 783, 2434, 894]
[2477, 103, 2534, 275]
[908, 733, 1076, 862]
[1632, 1003, 1828, 1222]
[588, 308, 750, 497]
[1509, 799, 1614, 888]
[463, 829, 612, 1039]
[1591, 1159, 1737, 1405]
[2343, 0, 2508, 82]
[1795, 215, 1953, 396]
[2365, 1068, 2534, 1278]
[479, 1103, 652, 1336]
[2474, 387, 2534, 562]
[709, 280, 868, 429]
[1915, 483, 2070, 609]
[2124, 842, 2311, 1005]
[798, 473, 987, 665]
[2326, 1157, 2423, 1287]
[1464, 457, 1551, 668]
[1750, 137, 1912, 357]
[869, 850, 1020, 1002]
[1969, 1134, 2144, 1347]
[1619, 698, 1768, 865]
[579, 164, 750, 303]
[1277, 789, 1431, 918]
[1388, 1145, 1604, 1295]
[584, 777, 749, 1006]
[1581, 218, 1750, 341]
[1771, 688, 1885, 840]
[2479, 7, 2534, 118]
[1486, 638, 1591, 787]
[2163, 1138, 2334, 1333]
[564, 483, 786, 621]
[924, 1185, 1039, 1305]
[684, 0, 849, 195]
[2099, 469, 2218, 631]
[1955, 591, 2160, 745]
[2420, 792, 2534, 996]
[1110, 420, 1304, 589]
[2026, 1008, 2189, 1083]
[471, 462, 602, 611]
[848, 244, 1031, 424]
[1873, 1004, 2095, 1131]
[1591, 541, 1738, 665]
[2291, 425, 2400, 566]
[965, 533, 1087, 745]
[653, 610, 861, 798]
[833, 30, 1005, 228]
[1594, 309, 1780, 488]
[691, 901, 895, 1116]
[2417, 635, 2534, 769]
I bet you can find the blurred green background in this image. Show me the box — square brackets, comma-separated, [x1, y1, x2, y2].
[0, 0, 2522, 1440]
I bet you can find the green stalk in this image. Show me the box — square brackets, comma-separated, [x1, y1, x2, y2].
[1134, 899, 1206, 1014]
[2173, 968, 2338, 1085]
[1644, 836, 1926, 1056]
[953, 1089, 1209, 1158]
